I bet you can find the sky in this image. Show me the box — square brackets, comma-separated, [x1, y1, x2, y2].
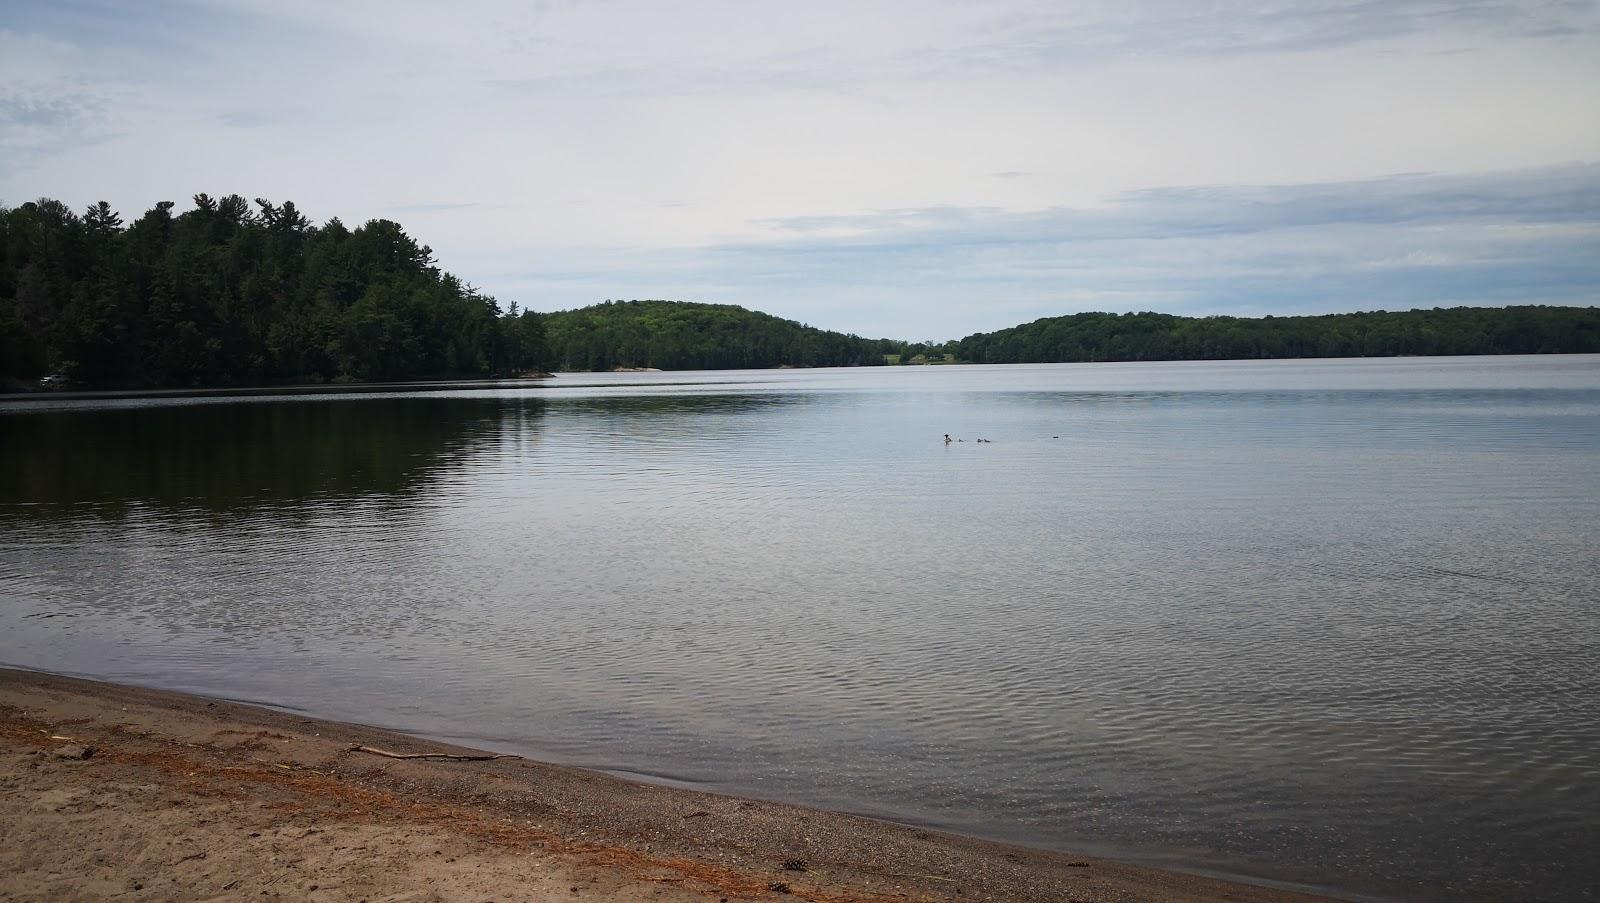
[2, 0, 1598, 340]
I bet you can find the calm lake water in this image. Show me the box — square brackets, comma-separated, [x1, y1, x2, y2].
[3, 357, 1598, 901]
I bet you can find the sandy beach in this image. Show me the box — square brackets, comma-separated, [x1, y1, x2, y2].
[0, 668, 1336, 902]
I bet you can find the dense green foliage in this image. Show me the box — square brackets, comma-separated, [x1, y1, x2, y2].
[4, 195, 1596, 388]
[0, 196, 548, 387]
[952, 307, 1600, 364]
[543, 299, 893, 371]
[0, 196, 891, 387]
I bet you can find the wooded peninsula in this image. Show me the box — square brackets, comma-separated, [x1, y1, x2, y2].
[3, 196, 1597, 389]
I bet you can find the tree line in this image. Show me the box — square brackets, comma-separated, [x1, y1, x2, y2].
[543, 299, 893, 371]
[0, 196, 896, 389]
[4, 195, 1597, 389]
[0, 195, 548, 388]
[949, 307, 1600, 365]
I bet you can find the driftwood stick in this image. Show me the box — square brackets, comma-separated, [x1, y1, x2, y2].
[348, 744, 521, 762]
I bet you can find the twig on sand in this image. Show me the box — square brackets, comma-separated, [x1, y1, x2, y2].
[348, 744, 522, 762]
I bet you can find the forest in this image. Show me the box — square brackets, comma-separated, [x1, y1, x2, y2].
[0, 196, 890, 388]
[0, 195, 549, 388]
[543, 300, 893, 371]
[950, 307, 1600, 364]
[3, 195, 1597, 389]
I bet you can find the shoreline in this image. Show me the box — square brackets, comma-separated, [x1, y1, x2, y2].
[7, 352, 1597, 404]
[0, 667, 1341, 902]
[0, 375, 556, 404]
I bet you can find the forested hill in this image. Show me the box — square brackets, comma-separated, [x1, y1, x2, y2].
[0, 196, 890, 388]
[951, 307, 1600, 365]
[542, 300, 893, 371]
[6, 196, 1597, 389]
[1, 196, 549, 388]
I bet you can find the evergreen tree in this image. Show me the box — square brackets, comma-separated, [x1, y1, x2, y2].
[0, 196, 538, 388]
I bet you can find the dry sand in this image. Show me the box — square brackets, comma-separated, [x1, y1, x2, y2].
[0, 668, 1335, 902]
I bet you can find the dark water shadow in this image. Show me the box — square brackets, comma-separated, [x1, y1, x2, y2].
[0, 397, 536, 516]
[0, 392, 810, 519]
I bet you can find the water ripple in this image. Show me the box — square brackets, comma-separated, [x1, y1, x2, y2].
[3, 358, 1599, 901]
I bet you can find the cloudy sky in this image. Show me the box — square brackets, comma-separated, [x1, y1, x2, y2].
[3, 0, 1597, 339]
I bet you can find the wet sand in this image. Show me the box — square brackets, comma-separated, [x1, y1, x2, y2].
[0, 668, 1335, 902]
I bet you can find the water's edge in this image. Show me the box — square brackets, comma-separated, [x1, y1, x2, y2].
[0, 661, 1371, 902]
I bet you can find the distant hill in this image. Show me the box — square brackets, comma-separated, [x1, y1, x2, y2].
[951, 306, 1600, 365]
[543, 299, 894, 371]
[7, 196, 1598, 390]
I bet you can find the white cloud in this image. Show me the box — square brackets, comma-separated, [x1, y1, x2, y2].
[1, 1, 1596, 337]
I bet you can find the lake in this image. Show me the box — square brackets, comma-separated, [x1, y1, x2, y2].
[3, 356, 1597, 901]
